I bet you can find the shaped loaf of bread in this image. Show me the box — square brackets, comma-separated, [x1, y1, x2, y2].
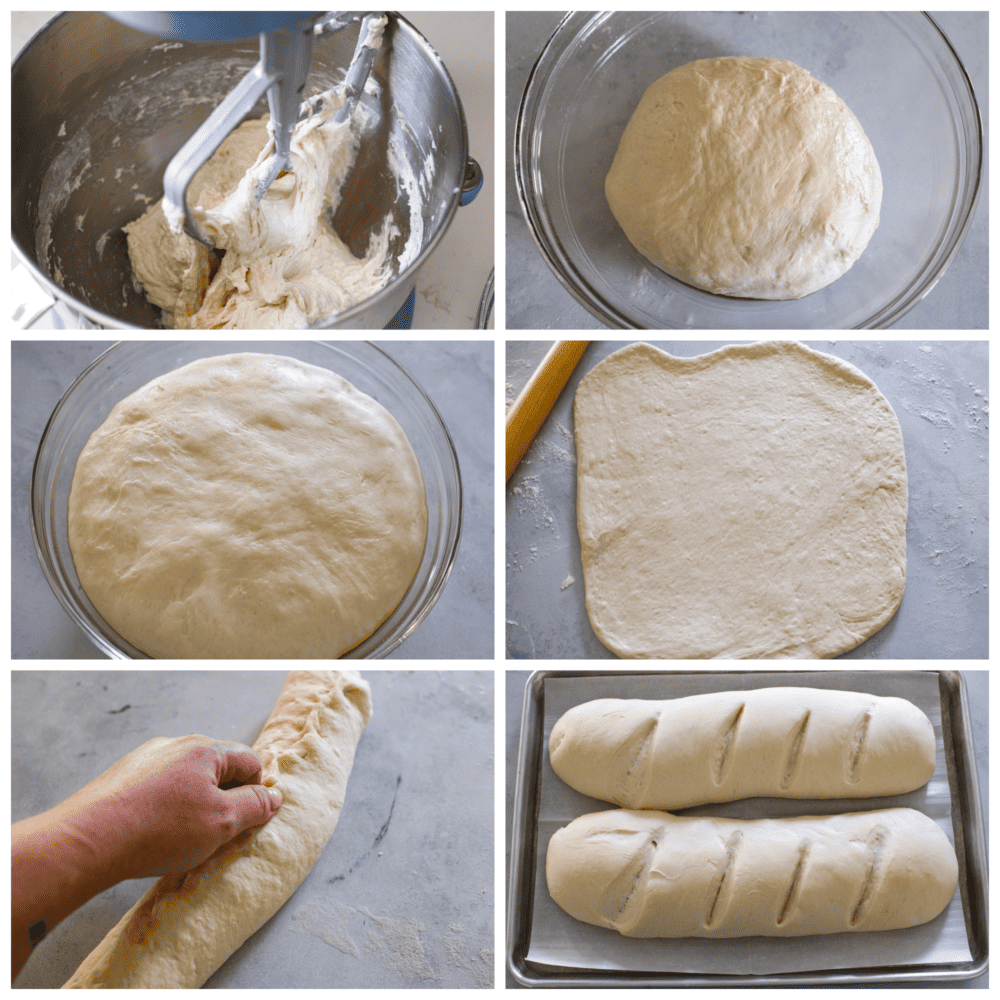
[549, 688, 935, 809]
[546, 808, 958, 937]
[63, 671, 372, 988]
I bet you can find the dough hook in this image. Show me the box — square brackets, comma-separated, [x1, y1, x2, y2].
[108, 11, 383, 248]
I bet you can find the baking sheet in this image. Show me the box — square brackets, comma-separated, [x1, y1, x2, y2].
[526, 671, 970, 976]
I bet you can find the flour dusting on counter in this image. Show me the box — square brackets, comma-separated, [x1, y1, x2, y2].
[291, 901, 360, 957]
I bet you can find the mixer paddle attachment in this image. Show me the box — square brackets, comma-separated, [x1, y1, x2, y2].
[161, 12, 384, 248]
[301, 13, 387, 126]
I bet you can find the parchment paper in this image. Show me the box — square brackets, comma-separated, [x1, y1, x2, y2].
[526, 670, 971, 976]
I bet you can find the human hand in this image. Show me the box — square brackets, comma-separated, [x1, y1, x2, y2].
[50, 734, 283, 880]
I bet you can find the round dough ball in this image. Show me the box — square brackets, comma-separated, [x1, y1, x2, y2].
[605, 57, 883, 299]
[68, 353, 428, 658]
[574, 342, 907, 659]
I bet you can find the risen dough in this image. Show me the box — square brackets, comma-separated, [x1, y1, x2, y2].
[124, 89, 396, 328]
[63, 671, 372, 987]
[548, 689, 936, 809]
[574, 342, 907, 658]
[68, 353, 427, 658]
[605, 57, 882, 299]
[547, 808, 958, 938]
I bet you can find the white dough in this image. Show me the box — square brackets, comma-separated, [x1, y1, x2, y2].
[125, 87, 396, 328]
[63, 671, 372, 987]
[605, 57, 882, 299]
[548, 689, 936, 810]
[547, 808, 958, 938]
[68, 353, 427, 659]
[574, 342, 907, 659]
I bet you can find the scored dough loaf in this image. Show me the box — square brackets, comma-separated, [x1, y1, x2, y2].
[546, 808, 958, 938]
[605, 57, 882, 299]
[549, 688, 936, 809]
[63, 671, 372, 988]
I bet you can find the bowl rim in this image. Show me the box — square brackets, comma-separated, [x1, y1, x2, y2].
[515, 10, 984, 330]
[29, 339, 463, 659]
[10, 11, 469, 330]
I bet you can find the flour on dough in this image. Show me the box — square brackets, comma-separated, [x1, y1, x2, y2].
[63, 671, 372, 988]
[574, 342, 907, 659]
[605, 57, 882, 299]
[125, 64, 396, 328]
[67, 353, 427, 659]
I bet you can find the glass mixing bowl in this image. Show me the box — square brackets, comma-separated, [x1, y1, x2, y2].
[31, 341, 462, 658]
[515, 11, 983, 329]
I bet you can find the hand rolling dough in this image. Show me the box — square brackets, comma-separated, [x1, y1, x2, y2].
[63, 670, 372, 988]
[68, 353, 427, 658]
[574, 342, 907, 658]
[605, 57, 882, 299]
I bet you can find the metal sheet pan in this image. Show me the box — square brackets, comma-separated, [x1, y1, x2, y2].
[507, 669, 987, 986]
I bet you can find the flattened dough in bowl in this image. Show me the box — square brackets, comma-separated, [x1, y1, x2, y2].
[605, 57, 883, 300]
[574, 342, 907, 658]
[68, 353, 428, 658]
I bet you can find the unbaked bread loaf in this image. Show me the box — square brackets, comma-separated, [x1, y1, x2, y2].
[546, 808, 958, 937]
[549, 688, 935, 809]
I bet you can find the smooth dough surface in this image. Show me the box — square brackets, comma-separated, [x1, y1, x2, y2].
[68, 353, 427, 659]
[63, 671, 372, 987]
[605, 57, 882, 299]
[548, 688, 936, 809]
[124, 85, 396, 328]
[574, 342, 907, 659]
[546, 808, 958, 938]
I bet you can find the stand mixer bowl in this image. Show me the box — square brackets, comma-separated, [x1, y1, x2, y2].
[12, 12, 471, 328]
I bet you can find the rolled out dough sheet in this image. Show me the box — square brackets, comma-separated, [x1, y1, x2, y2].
[574, 341, 908, 658]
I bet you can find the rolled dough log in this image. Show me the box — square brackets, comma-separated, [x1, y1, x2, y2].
[574, 342, 907, 658]
[63, 671, 372, 988]
[546, 808, 958, 937]
[605, 57, 882, 299]
[67, 353, 427, 659]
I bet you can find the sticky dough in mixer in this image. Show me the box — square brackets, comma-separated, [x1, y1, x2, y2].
[124, 90, 396, 329]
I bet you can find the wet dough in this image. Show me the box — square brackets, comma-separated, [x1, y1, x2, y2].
[605, 57, 882, 299]
[68, 353, 427, 658]
[125, 95, 395, 328]
[574, 342, 907, 658]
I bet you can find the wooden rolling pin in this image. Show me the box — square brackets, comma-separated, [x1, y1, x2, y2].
[506, 341, 589, 481]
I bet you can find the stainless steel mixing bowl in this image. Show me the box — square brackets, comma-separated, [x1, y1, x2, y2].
[12, 12, 474, 328]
